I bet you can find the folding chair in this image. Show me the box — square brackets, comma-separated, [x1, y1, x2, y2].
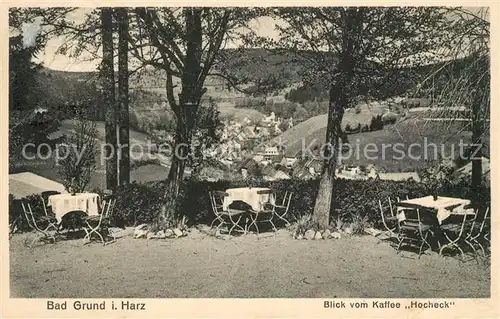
[395, 208, 434, 258]
[378, 197, 399, 238]
[273, 191, 292, 225]
[9, 199, 23, 237]
[464, 207, 490, 257]
[247, 189, 277, 235]
[40, 191, 61, 216]
[439, 212, 471, 259]
[21, 200, 59, 242]
[83, 197, 116, 245]
[209, 191, 247, 236]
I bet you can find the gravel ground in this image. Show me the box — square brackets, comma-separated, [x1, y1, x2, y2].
[9, 228, 490, 298]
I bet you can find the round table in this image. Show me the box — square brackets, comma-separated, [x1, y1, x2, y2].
[47, 193, 101, 222]
[223, 187, 275, 212]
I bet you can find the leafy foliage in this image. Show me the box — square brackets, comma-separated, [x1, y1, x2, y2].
[57, 111, 98, 194]
[108, 177, 490, 228]
[189, 98, 223, 171]
[9, 35, 43, 111]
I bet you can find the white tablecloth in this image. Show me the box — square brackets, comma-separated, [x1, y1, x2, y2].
[48, 193, 100, 222]
[397, 196, 474, 224]
[223, 187, 275, 211]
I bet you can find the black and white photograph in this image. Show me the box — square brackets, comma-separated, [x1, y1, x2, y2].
[6, 4, 493, 305]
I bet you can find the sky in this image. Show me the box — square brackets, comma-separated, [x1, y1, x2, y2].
[34, 8, 281, 72]
[29, 7, 488, 72]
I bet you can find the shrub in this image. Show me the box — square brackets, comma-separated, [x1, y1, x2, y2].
[288, 214, 317, 238]
[113, 180, 168, 227]
[110, 177, 490, 231]
[9, 193, 48, 233]
[369, 114, 384, 131]
[57, 113, 98, 194]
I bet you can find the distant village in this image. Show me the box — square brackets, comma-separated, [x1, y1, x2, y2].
[31, 102, 486, 184]
[177, 111, 425, 182]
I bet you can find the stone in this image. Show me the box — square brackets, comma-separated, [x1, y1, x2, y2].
[182, 230, 188, 237]
[331, 232, 341, 239]
[344, 227, 353, 235]
[322, 229, 332, 239]
[113, 226, 134, 238]
[156, 230, 166, 239]
[135, 224, 148, 231]
[173, 228, 183, 238]
[134, 228, 149, 239]
[133, 224, 149, 239]
[296, 234, 304, 240]
[314, 231, 323, 240]
[304, 229, 315, 240]
[164, 229, 174, 238]
[364, 227, 381, 237]
[146, 231, 156, 239]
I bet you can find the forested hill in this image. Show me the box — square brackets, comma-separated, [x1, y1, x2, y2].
[34, 48, 472, 109]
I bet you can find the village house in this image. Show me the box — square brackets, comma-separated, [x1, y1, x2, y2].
[272, 124, 282, 136]
[262, 112, 277, 125]
[256, 126, 271, 138]
[235, 158, 260, 178]
[291, 166, 314, 180]
[280, 157, 298, 168]
[291, 158, 323, 178]
[262, 146, 279, 161]
[377, 172, 421, 183]
[262, 165, 291, 181]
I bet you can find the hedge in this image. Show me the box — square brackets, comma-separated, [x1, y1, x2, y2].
[111, 177, 490, 229]
[10, 177, 490, 232]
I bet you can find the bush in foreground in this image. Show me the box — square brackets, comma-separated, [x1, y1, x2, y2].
[110, 177, 490, 230]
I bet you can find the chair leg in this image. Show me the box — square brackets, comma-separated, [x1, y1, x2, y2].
[228, 215, 244, 236]
[248, 214, 259, 235]
[214, 218, 227, 235]
[418, 233, 427, 258]
[268, 215, 277, 232]
[276, 213, 290, 226]
[209, 217, 219, 228]
[396, 237, 404, 254]
[96, 230, 105, 246]
[464, 238, 478, 256]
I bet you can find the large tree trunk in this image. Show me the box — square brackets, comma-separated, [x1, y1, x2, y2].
[312, 85, 346, 228]
[101, 8, 118, 191]
[312, 8, 362, 229]
[117, 8, 130, 185]
[159, 8, 203, 223]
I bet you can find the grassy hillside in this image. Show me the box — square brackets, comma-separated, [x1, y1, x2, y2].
[10, 119, 171, 190]
[278, 117, 481, 172]
[274, 102, 387, 153]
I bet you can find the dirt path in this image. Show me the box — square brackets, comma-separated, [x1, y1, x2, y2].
[9, 229, 490, 298]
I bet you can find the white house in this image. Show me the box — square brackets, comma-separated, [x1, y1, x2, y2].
[281, 157, 298, 168]
[263, 146, 279, 160]
[262, 112, 277, 124]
